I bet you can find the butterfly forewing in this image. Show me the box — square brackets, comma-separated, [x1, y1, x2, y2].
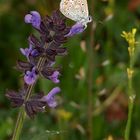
[60, 0, 89, 22]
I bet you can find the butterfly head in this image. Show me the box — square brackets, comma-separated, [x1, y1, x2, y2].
[79, 15, 92, 28]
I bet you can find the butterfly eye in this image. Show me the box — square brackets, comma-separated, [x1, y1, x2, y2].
[88, 16, 92, 22]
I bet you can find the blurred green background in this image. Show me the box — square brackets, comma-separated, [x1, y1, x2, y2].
[1, 0, 140, 140]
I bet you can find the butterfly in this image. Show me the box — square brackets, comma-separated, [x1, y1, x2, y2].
[60, 0, 92, 28]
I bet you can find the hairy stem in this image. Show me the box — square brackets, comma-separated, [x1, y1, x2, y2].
[12, 45, 48, 140]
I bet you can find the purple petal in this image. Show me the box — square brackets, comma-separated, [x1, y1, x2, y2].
[31, 49, 39, 57]
[24, 67, 37, 85]
[24, 11, 41, 29]
[26, 40, 40, 57]
[20, 43, 34, 58]
[20, 48, 26, 56]
[42, 87, 61, 108]
[65, 22, 85, 37]
[48, 71, 60, 83]
[24, 14, 32, 23]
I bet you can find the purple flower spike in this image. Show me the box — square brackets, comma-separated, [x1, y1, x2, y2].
[48, 71, 60, 83]
[24, 11, 41, 29]
[65, 22, 85, 37]
[42, 87, 61, 108]
[24, 67, 37, 85]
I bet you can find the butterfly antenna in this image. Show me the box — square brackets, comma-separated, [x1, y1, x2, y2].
[92, 16, 103, 25]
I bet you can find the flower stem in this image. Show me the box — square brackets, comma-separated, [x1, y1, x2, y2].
[11, 107, 26, 140]
[87, 0, 94, 139]
[12, 45, 48, 140]
[87, 35, 94, 140]
[124, 98, 134, 140]
[124, 48, 135, 140]
[87, 0, 94, 140]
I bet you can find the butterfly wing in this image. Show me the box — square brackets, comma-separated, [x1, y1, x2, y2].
[60, 0, 89, 22]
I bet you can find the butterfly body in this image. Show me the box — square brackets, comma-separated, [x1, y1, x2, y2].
[60, 0, 92, 28]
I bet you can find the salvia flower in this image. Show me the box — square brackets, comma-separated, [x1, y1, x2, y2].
[65, 22, 85, 37]
[47, 71, 60, 83]
[40, 65, 60, 83]
[24, 67, 37, 85]
[24, 11, 41, 29]
[41, 87, 61, 108]
[48, 71, 60, 83]
[20, 37, 40, 60]
[6, 10, 90, 118]
[20, 44, 33, 59]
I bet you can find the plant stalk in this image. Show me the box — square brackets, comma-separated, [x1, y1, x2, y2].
[12, 45, 47, 140]
[87, 0, 94, 139]
[124, 48, 135, 140]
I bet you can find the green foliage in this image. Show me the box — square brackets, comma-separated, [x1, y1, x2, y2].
[1, 0, 140, 140]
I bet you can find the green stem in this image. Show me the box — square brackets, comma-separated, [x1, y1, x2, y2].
[124, 98, 134, 140]
[87, 1, 94, 139]
[12, 45, 48, 140]
[11, 107, 26, 140]
[86, 1, 95, 139]
[124, 51, 135, 140]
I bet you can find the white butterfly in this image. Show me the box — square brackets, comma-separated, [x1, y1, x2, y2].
[60, 0, 92, 28]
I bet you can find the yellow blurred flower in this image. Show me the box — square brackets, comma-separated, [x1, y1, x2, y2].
[107, 135, 114, 140]
[57, 109, 72, 121]
[121, 28, 137, 47]
[121, 28, 137, 57]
